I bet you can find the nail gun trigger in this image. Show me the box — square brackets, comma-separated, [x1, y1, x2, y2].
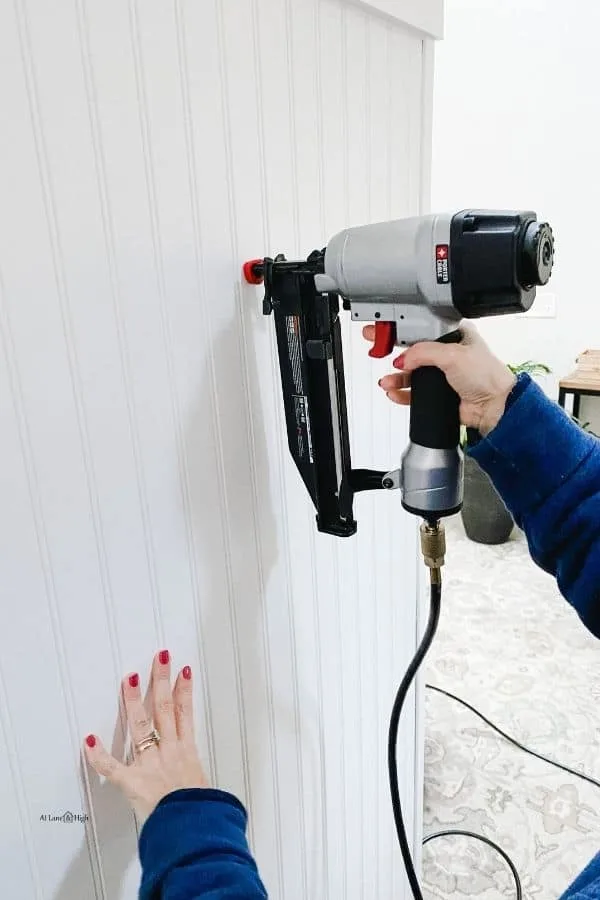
[369, 321, 396, 358]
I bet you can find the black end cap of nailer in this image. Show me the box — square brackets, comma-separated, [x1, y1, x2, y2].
[316, 515, 357, 537]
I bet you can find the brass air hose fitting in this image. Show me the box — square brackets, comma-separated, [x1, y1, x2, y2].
[420, 520, 446, 586]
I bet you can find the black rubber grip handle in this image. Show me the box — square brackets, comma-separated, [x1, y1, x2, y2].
[409, 330, 462, 450]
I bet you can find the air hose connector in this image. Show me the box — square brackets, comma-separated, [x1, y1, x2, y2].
[420, 520, 446, 585]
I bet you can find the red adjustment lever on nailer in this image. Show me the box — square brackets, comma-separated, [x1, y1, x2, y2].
[243, 258, 265, 285]
[368, 321, 397, 358]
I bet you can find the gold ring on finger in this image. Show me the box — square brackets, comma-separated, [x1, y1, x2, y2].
[134, 728, 160, 754]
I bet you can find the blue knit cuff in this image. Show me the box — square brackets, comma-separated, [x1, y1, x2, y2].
[138, 789, 253, 899]
[470, 375, 596, 517]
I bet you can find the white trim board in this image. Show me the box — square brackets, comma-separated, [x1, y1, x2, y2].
[352, 0, 444, 38]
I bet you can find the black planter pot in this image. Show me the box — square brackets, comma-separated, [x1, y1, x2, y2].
[461, 454, 514, 545]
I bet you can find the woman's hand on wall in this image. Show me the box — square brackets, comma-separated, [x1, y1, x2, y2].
[84, 651, 208, 825]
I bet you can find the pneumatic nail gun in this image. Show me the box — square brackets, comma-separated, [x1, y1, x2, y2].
[243, 210, 554, 535]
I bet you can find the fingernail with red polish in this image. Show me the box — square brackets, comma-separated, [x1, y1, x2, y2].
[183, 665, 192, 680]
[128, 673, 139, 688]
[86, 734, 96, 748]
[159, 650, 170, 666]
[393, 354, 406, 370]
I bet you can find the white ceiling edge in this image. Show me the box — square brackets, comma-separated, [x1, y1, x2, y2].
[353, 0, 444, 38]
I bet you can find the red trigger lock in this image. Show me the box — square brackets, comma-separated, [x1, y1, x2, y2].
[369, 321, 397, 358]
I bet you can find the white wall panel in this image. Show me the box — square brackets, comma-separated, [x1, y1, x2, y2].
[358, 0, 444, 37]
[0, 0, 433, 897]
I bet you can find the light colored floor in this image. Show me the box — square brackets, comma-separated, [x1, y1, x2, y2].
[422, 517, 600, 900]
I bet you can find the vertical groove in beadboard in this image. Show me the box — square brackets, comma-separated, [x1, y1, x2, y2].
[318, 4, 349, 894]
[332, 514, 347, 898]
[274, 0, 312, 892]
[311, 1, 331, 895]
[17, 0, 130, 699]
[170, 0, 225, 789]
[175, 16, 245, 789]
[370, 20, 384, 896]
[0, 685, 42, 898]
[174, 0, 254, 813]
[245, 0, 296, 891]
[284, 0, 302, 254]
[214, 0, 291, 854]
[413, 37, 430, 879]
[0, 277, 103, 900]
[339, 9, 361, 900]
[333, 108, 349, 900]
[384, 24, 398, 892]
[410, 37, 424, 877]
[248, 9, 298, 871]
[418, 39, 431, 216]
[124, 0, 260, 796]
[342, 9, 366, 898]
[0, 273, 47, 900]
[328, 14, 347, 889]
[13, 2, 137, 895]
[126, 0, 181, 650]
[385, 22, 394, 894]
[75, 0, 165, 659]
[228, 0, 290, 856]
[340, 3, 353, 422]
[0, 674, 43, 899]
[389, 29, 406, 896]
[364, 14, 382, 892]
[213, 0, 308, 848]
[73, 0, 166, 818]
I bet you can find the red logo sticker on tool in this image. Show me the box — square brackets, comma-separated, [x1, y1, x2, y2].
[435, 244, 450, 284]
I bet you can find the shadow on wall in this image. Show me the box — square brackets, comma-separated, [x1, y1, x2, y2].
[52, 742, 137, 898]
[185, 307, 284, 800]
[52, 299, 288, 899]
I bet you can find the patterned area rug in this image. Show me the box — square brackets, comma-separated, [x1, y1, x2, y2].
[423, 517, 600, 899]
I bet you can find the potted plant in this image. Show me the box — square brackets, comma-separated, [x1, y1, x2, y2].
[460, 361, 551, 545]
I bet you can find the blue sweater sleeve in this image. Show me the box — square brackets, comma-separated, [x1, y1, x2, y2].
[470, 374, 600, 638]
[138, 789, 268, 899]
[560, 851, 600, 898]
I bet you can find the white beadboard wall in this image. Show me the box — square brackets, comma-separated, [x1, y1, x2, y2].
[0, 0, 436, 897]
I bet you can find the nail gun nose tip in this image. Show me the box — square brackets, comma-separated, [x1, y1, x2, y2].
[243, 259, 265, 285]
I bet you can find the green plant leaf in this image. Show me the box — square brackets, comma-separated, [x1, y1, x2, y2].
[507, 360, 552, 376]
